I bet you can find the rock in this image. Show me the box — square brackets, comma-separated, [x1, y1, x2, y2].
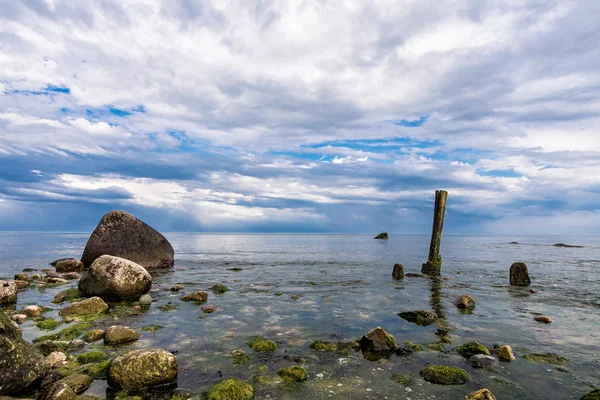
[81, 210, 174, 269]
[47, 277, 69, 284]
[456, 342, 491, 359]
[247, 336, 278, 352]
[55, 260, 84, 273]
[553, 243, 583, 248]
[374, 232, 388, 240]
[581, 389, 600, 400]
[523, 352, 568, 365]
[277, 366, 308, 382]
[310, 340, 338, 352]
[45, 351, 67, 367]
[453, 294, 475, 309]
[397, 310, 437, 326]
[201, 305, 217, 314]
[58, 297, 108, 317]
[405, 273, 423, 278]
[0, 280, 17, 304]
[77, 350, 108, 364]
[14, 280, 29, 289]
[227, 267, 243, 271]
[56, 374, 93, 394]
[35, 340, 64, 356]
[170, 284, 184, 291]
[211, 283, 229, 294]
[61, 273, 80, 280]
[497, 345, 515, 362]
[358, 327, 398, 352]
[509, 262, 531, 286]
[534, 315, 553, 324]
[181, 291, 208, 303]
[78, 255, 152, 301]
[419, 365, 471, 385]
[104, 325, 140, 345]
[52, 288, 82, 304]
[466, 388, 497, 400]
[83, 329, 105, 342]
[14, 273, 28, 281]
[21, 305, 43, 317]
[138, 294, 153, 305]
[0, 309, 49, 395]
[467, 354, 497, 369]
[107, 348, 177, 391]
[50, 258, 77, 267]
[67, 339, 85, 349]
[11, 314, 27, 324]
[392, 264, 404, 280]
[38, 382, 76, 400]
[204, 378, 254, 400]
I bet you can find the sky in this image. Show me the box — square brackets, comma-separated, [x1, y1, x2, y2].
[0, 0, 599, 233]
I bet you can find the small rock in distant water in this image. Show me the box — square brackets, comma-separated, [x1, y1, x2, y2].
[453, 294, 475, 309]
[509, 241, 519, 245]
[553, 243, 583, 248]
[497, 345, 515, 362]
[181, 291, 208, 303]
[0, 280, 18, 304]
[138, 294, 153, 305]
[80, 210, 174, 269]
[50, 257, 77, 267]
[523, 352, 568, 365]
[392, 264, 404, 280]
[405, 273, 423, 278]
[21, 305, 43, 317]
[419, 365, 471, 385]
[59, 297, 108, 317]
[456, 342, 491, 359]
[55, 259, 84, 273]
[374, 232, 389, 240]
[534, 315, 553, 324]
[466, 388, 497, 400]
[211, 283, 229, 294]
[467, 354, 497, 369]
[104, 325, 141, 345]
[201, 305, 217, 314]
[228, 267, 244, 271]
[529, 289, 538, 293]
[107, 348, 178, 391]
[398, 310, 438, 326]
[359, 327, 398, 352]
[170, 284, 184, 291]
[509, 262, 531, 286]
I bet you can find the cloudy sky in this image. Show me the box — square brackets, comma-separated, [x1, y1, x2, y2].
[0, 0, 598, 233]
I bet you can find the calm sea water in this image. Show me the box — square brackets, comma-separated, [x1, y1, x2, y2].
[1, 233, 599, 399]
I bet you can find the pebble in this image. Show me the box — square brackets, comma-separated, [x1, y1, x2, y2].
[534, 316, 553, 324]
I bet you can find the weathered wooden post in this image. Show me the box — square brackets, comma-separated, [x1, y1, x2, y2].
[422, 190, 448, 275]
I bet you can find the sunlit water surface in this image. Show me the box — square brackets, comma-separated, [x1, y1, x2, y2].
[1, 233, 599, 399]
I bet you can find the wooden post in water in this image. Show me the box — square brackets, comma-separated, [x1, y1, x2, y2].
[422, 190, 448, 275]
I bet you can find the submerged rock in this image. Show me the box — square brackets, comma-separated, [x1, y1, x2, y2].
[397, 310, 437, 326]
[201, 305, 217, 314]
[211, 284, 229, 294]
[52, 288, 82, 304]
[358, 327, 398, 352]
[278, 366, 308, 382]
[467, 354, 497, 369]
[107, 349, 178, 391]
[247, 336, 278, 352]
[310, 340, 338, 352]
[534, 315, 553, 324]
[581, 389, 600, 400]
[81, 210, 174, 269]
[58, 297, 108, 317]
[419, 365, 471, 385]
[55, 260, 84, 273]
[104, 326, 140, 345]
[77, 350, 108, 364]
[392, 264, 404, 280]
[204, 378, 254, 400]
[523, 352, 568, 365]
[0, 280, 17, 304]
[0, 309, 49, 395]
[456, 342, 491, 359]
[497, 345, 515, 362]
[453, 294, 475, 309]
[82, 329, 105, 343]
[509, 262, 531, 286]
[181, 291, 208, 303]
[374, 232, 389, 240]
[466, 388, 497, 400]
[553, 243, 583, 248]
[79, 255, 152, 301]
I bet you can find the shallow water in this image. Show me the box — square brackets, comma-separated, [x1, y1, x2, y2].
[1, 233, 600, 399]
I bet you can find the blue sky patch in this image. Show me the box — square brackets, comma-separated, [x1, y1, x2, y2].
[392, 116, 429, 127]
[476, 168, 523, 178]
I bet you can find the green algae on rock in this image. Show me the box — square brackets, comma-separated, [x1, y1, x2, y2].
[419, 365, 471, 385]
[277, 366, 308, 382]
[204, 378, 254, 400]
[456, 342, 491, 359]
[391, 374, 413, 386]
[52, 288, 83, 304]
[38, 382, 77, 400]
[310, 340, 338, 352]
[397, 310, 438, 326]
[77, 359, 110, 379]
[104, 325, 141, 345]
[247, 336, 278, 352]
[58, 296, 108, 317]
[107, 348, 178, 391]
[181, 291, 208, 303]
[523, 352, 569, 365]
[56, 373, 93, 394]
[359, 327, 398, 352]
[403, 341, 424, 352]
[581, 389, 600, 400]
[77, 350, 108, 364]
[82, 329, 105, 342]
[36, 318, 62, 330]
[211, 283, 229, 294]
[33, 322, 92, 343]
[427, 343, 445, 351]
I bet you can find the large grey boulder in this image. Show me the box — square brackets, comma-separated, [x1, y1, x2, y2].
[0, 309, 49, 395]
[79, 255, 152, 301]
[510, 262, 531, 286]
[0, 280, 17, 304]
[81, 210, 174, 269]
[107, 349, 178, 391]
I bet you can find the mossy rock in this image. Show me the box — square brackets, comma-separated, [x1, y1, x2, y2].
[58, 296, 109, 317]
[257, 365, 269, 373]
[115, 390, 144, 400]
[82, 329, 105, 342]
[277, 366, 308, 382]
[204, 378, 254, 400]
[582, 389, 600, 400]
[404, 341, 424, 352]
[391, 373, 412, 386]
[427, 343, 445, 351]
[52, 288, 83, 304]
[211, 284, 229, 294]
[107, 349, 178, 391]
[247, 336, 277, 352]
[336, 341, 361, 355]
[35, 340, 68, 356]
[456, 342, 491, 359]
[523, 353, 568, 366]
[57, 373, 93, 394]
[33, 322, 92, 343]
[310, 340, 337, 352]
[77, 350, 108, 364]
[36, 318, 62, 330]
[77, 359, 110, 379]
[419, 365, 471, 385]
[233, 354, 251, 365]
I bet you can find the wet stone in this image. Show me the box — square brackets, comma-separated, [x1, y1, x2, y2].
[497, 345, 515, 362]
[392, 263, 404, 280]
[420, 365, 471, 385]
[107, 348, 178, 391]
[38, 382, 77, 400]
[453, 294, 475, 309]
[59, 297, 108, 317]
[510, 262, 531, 286]
[0, 280, 17, 304]
[467, 354, 497, 369]
[466, 388, 497, 400]
[181, 291, 208, 303]
[397, 310, 437, 326]
[104, 326, 141, 345]
[456, 342, 491, 359]
[201, 305, 217, 313]
[83, 329, 105, 342]
[359, 327, 398, 352]
[534, 315, 553, 324]
[523, 352, 568, 365]
[55, 259, 84, 273]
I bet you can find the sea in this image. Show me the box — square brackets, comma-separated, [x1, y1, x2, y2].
[1, 232, 599, 399]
